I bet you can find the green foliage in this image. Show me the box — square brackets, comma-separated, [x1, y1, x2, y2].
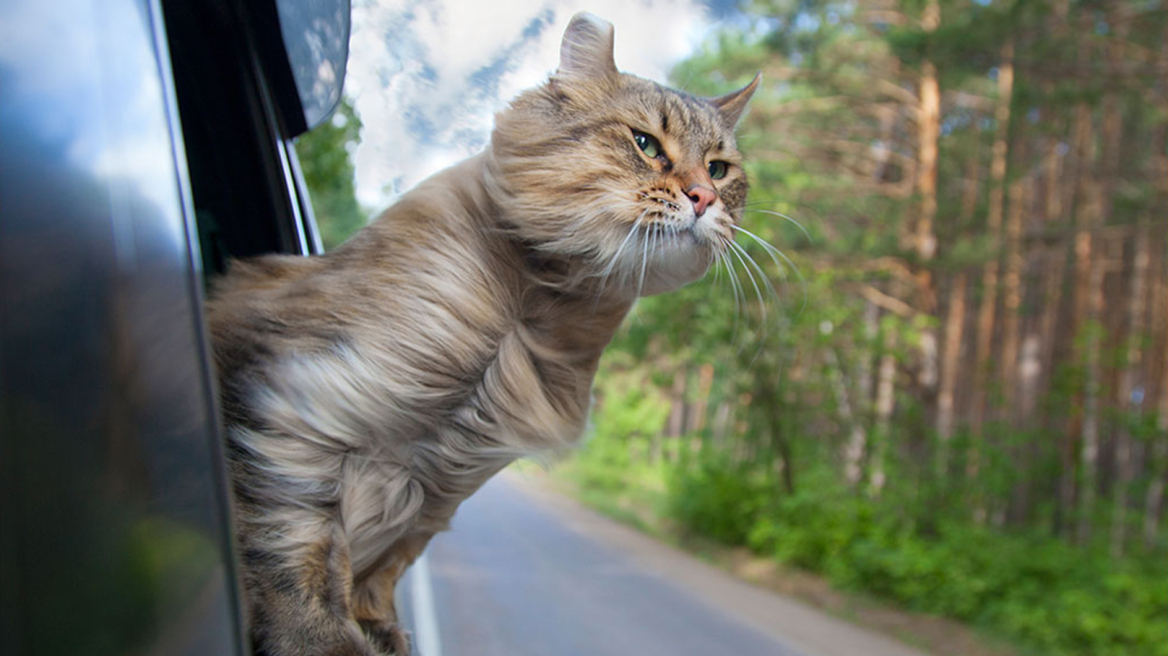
[563, 357, 672, 497]
[562, 0, 1168, 653]
[668, 455, 774, 545]
[294, 97, 369, 250]
[606, 447, 1168, 656]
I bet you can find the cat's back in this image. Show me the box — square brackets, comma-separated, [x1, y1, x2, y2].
[206, 156, 525, 430]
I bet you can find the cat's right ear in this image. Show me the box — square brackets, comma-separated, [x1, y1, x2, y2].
[710, 73, 762, 126]
[557, 12, 618, 82]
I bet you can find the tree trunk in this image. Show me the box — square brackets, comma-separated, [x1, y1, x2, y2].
[969, 40, 1015, 483]
[1143, 39, 1168, 550]
[1076, 236, 1110, 546]
[870, 325, 898, 498]
[756, 371, 796, 495]
[830, 345, 867, 490]
[936, 272, 967, 471]
[1078, 6, 1126, 547]
[712, 401, 732, 445]
[914, 0, 941, 267]
[1146, 438, 1168, 551]
[1000, 178, 1027, 424]
[1059, 10, 1097, 534]
[1101, 5, 1134, 557]
[662, 368, 688, 463]
[1000, 176, 1032, 526]
[693, 363, 714, 434]
[1036, 245, 1067, 422]
[936, 149, 981, 462]
[847, 301, 879, 489]
[826, 345, 864, 478]
[1145, 259, 1168, 548]
[912, 0, 941, 434]
[1112, 216, 1151, 557]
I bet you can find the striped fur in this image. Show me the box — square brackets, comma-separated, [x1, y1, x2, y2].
[207, 12, 758, 656]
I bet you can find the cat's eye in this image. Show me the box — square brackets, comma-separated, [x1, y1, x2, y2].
[708, 160, 729, 180]
[633, 131, 662, 159]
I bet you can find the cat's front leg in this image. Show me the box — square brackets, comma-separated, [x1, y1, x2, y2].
[239, 511, 384, 656]
[352, 532, 434, 655]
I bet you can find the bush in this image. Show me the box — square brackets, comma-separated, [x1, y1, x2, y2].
[661, 455, 1168, 656]
[667, 455, 773, 545]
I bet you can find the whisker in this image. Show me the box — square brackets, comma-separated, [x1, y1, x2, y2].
[637, 220, 652, 298]
[742, 209, 813, 245]
[726, 239, 768, 336]
[710, 243, 723, 289]
[719, 240, 745, 345]
[730, 224, 789, 287]
[731, 239, 780, 309]
[606, 214, 645, 281]
[733, 240, 785, 367]
[731, 224, 808, 315]
[595, 213, 646, 308]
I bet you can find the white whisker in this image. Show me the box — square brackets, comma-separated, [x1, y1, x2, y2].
[637, 220, 651, 298]
[742, 208, 813, 245]
[726, 240, 767, 341]
[730, 239, 779, 310]
[719, 241, 744, 344]
[601, 213, 645, 284]
[731, 224, 808, 315]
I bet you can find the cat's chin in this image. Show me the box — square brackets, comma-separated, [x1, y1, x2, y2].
[636, 235, 714, 296]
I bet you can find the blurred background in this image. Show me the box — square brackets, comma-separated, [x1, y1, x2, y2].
[297, 1, 1168, 655]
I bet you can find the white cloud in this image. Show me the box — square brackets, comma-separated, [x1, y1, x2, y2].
[346, 0, 714, 211]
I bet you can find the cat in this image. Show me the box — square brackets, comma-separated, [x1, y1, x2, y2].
[206, 12, 759, 656]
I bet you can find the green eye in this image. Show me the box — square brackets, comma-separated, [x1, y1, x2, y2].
[708, 161, 728, 180]
[633, 131, 662, 159]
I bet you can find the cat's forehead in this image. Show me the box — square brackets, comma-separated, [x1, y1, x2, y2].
[613, 76, 737, 147]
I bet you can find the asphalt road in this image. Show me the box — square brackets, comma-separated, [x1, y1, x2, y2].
[398, 471, 928, 656]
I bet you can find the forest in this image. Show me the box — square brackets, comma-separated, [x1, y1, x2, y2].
[299, 1, 1168, 652]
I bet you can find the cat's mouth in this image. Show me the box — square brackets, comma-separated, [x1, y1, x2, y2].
[610, 213, 724, 297]
[676, 210, 735, 252]
[634, 188, 735, 249]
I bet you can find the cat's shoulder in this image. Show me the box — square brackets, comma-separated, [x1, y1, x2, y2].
[211, 254, 326, 299]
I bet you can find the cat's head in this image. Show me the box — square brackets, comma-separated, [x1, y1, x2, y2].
[486, 12, 759, 297]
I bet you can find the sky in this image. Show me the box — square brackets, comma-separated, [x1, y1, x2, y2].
[344, 0, 726, 210]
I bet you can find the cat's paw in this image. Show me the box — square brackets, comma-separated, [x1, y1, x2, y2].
[359, 619, 412, 656]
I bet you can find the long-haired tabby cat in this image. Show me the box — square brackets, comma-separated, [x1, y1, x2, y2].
[208, 12, 759, 656]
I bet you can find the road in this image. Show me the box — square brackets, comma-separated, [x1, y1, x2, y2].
[397, 471, 928, 656]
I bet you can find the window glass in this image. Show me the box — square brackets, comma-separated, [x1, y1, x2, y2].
[275, 0, 351, 130]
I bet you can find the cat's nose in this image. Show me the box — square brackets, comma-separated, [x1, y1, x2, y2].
[686, 185, 716, 217]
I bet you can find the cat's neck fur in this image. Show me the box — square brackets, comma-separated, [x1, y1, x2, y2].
[273, 150, 636, 460]
[336, 151, 633, 359]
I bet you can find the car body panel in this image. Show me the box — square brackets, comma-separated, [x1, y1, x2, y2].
[0, 0, 345, 653]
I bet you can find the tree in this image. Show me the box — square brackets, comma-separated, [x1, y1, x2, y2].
[295, 97, 368, 250]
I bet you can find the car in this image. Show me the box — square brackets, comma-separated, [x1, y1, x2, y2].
[0, 0, 349, 653]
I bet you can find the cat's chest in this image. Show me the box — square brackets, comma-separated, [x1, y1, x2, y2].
[339, 321, 597, 577]
[453, 325, 596, 451]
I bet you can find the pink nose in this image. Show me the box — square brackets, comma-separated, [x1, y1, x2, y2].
[687, 185, 716, 217]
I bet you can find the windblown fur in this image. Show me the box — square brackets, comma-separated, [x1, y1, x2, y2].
[207, 12, 759, 656]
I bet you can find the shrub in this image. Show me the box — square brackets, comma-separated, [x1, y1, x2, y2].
[661, 459, 1168, 656]
[667, 455, 773, 545]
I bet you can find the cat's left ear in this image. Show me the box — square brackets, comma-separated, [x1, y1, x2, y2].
[557, 12, 619, 82]
[709, 73, 762, 126]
